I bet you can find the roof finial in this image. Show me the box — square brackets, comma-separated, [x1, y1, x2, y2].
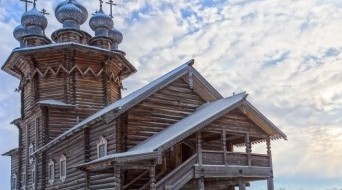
[106, 0, 116, 18]
[99, 0, 104, 11]
[33, 0, 37, 8]
[20, 0, 33, 12]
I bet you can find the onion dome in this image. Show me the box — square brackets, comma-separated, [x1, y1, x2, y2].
[13, 24, 27, 42]
[55, 0, 88, 24]
[56, 2, 85, 29]
[89, 9, 114, 37]
[108, 28, 123, 50]
[21, 7, 48, 36]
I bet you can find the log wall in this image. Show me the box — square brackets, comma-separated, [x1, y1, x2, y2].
[126, 78, 206, 149]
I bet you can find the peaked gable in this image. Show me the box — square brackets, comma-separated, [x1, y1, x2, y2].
[33, 59, 222, 155]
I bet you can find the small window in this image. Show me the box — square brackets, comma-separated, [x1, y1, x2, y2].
[29, 143, 34, 164]
[60, 155, 66, 182]
[97, 136, 107, 158]
[48, 159, 54, 185]
[11, 173, 17, 190]
[32, 166, 36, 189]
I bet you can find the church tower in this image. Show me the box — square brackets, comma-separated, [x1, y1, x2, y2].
[2, 0, 135, 189]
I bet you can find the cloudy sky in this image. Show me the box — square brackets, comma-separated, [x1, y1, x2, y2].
[0, 0, 341, 189]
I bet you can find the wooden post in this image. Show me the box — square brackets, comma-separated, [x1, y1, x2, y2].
[266, 137, 274, 190]
[84, 171, 90, 189]
[238, 179, 246, 190]
[114, 166, 121, 190]
[222, 127, 228, 166]
[245, 133, 251, 166]
[198, 177, 205, 190]
[150, 166, 156, 190]
[196, 131, 202, 165]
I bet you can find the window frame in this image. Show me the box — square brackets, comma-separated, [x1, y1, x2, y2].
[97, 136, 108, 158]
[48, 159, 54, 185]
[29, 143, 34, 164]
[59, 154, 67, 182]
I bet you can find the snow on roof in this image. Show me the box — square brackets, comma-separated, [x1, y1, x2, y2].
[130, 92, 247, 152]
[37, 99, 75, 108]
[81, 92, 247, 166]
[33, 60, 194, 155]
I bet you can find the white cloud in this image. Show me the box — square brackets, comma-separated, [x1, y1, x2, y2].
[0, 0, 341, 188]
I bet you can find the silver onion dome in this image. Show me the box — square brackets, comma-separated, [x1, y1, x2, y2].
[21, 7, 48, 36]
[55, 0, 88, 24]
[89, 9, 114, 37]
[56, 2, 85, 29]
[108, 28, 123, 50]
[13, 24, 27, 42]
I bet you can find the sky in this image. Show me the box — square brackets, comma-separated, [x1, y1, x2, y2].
[0, 0, 341, 189]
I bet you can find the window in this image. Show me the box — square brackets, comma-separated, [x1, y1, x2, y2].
[97, 136, 107, 158]
[48, 159, 54, 185]
[60, 155, 66, 182]
[29, 143, 34, 164]
[11, 173, 17, 190]
[32, 166, 36, 190]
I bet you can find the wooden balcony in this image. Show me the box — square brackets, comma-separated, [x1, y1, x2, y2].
[202, 150, 270, 167]
[197, 150, 272, 179]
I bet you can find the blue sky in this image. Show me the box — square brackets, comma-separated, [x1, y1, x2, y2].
[0, 0, 341, 189]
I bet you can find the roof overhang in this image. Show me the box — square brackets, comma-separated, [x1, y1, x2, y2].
[2, 42, 137, 80]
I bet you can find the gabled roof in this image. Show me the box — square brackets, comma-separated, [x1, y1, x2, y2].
[78, 92, 247, 167]
[240, 101, 287, 140]
[34, 59, 222, 155]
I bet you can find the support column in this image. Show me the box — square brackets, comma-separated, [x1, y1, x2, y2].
[222, 127, 228, 165]
[245, 133, 251, 166]
[266, 137, 274, 190]
[198, 176, 205, 190]
[196, 131, 203, 165]
[150, 166, 156, 190]
[84, 171, 90, 189]
[114, 166, 121, 190]
[238, 180, 246, 190]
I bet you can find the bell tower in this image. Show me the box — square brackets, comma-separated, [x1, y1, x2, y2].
[2, 0, 136, 142]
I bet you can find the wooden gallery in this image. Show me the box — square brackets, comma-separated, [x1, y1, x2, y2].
[2, 0, 287, 189]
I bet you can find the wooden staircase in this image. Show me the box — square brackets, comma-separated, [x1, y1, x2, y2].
[155, 154, 197, 190]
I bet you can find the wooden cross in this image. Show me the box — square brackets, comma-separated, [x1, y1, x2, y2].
[40, 8, 49, 15]
[99, 0, 104, 11]
[20, 0, 33, 12]
[33, 0, 37, 8]
[106, 0, 117, 18]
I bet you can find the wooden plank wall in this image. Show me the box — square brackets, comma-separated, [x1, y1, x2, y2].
[126, 78, 206, 149]
[45, 131, 85, 190]
[47, 108, 77, 141]
[204, 109, 267, 139]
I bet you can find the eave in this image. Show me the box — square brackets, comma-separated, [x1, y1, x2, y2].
[1, 42, 137, 80]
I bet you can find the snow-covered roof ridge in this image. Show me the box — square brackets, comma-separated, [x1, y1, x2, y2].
[33, 60, 195, 155]
[79, 92, 247, 166]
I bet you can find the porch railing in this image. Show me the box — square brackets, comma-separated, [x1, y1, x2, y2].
[202, 150, 270, 167]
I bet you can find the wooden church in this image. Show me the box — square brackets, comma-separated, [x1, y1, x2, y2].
[2, 0, 287, 189]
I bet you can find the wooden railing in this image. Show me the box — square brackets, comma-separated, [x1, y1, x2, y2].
[156, 154, 197, 190]
[202, 150, 270, 167]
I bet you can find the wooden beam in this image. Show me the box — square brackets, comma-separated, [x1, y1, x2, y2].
[222, 127, 228, 166]
[197, 131, 203, 166]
